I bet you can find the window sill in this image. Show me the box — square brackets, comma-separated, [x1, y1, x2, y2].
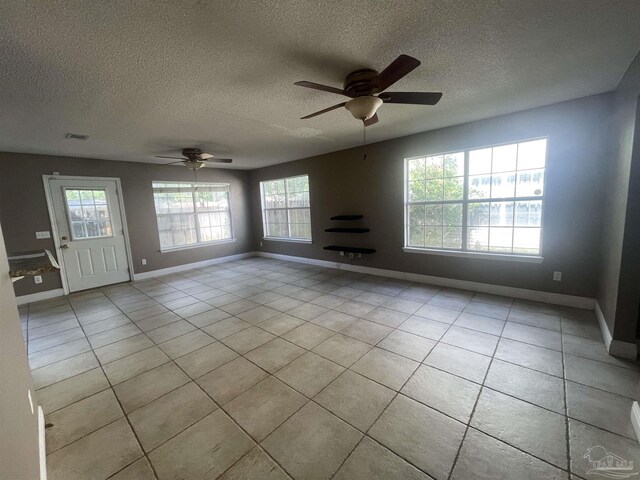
[402, 247, 544, 263]
[262, 237, 312, 245]
[160, 238, 236, 253]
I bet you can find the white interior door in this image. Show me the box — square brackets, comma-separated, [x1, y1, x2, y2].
[48, 177, 131, 292]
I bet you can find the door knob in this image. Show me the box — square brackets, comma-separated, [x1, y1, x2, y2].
[61, 235, 68, 240]
[60, 244, 69, 249]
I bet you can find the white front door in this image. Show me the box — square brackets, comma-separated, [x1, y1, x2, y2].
[47, 177, 131, 292]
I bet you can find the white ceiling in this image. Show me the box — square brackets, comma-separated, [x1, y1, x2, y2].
[1, 1, 639, 169]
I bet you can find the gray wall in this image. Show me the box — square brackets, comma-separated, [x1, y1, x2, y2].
[250, 93, 612, 299]
[0, 221, 42, 479]
[598, 50, 640, 342]
[0, 153, 253, 297]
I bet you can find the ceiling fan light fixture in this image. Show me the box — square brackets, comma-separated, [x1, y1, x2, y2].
[345, 96, 383, 121]
[184, 160, 206, 170]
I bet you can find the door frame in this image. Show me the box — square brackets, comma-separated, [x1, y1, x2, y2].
[42, 175, 135, 295]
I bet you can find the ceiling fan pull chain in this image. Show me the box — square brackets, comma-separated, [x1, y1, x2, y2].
[363, 122, 367, 162]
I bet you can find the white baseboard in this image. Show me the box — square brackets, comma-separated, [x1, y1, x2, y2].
[16, 288, 65, 306]
[255, 251, 594, 309]
[631, 402, 640, 444]
[594, 300, 637, 360]
[132, 252, 254, 281]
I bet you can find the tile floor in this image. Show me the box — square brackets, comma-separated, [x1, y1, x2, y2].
[21, 257, 640, 480]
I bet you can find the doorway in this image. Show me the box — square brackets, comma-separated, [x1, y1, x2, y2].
[44, 175, 133, 293]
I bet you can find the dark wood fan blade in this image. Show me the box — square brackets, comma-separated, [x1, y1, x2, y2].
[162, 160, 186, 165]
[210, 158, 233, 163]
[373, 54, 421, 93]
[301, 102, 347, 119]
[379, 92, 442, 105]
[155, 155, 186, 160]
[295, 81, 348, 97]
[364, 113, 379, 126]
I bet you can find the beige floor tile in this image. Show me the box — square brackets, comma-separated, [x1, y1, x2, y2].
[377, 330, 436, 362]
[36, 368, 110, 414]
[364, 307, 409, 328]
[334, 437, 432, 480]
[145, 320, 196, 344]
[398, 316, 449, 341]
[29, 318, 80, 340]
[148, 410, 253, 479]
[569, 419, 640, 479]
[340, 319, 393, 345]
[221, 326, 276, 354]
[203, 316, 252, 339]
[565, 354, 639, 399]
[103, 347, 169, 385]
[287, 302, 329, 321]
[32, 351, 99, 389]
[275, 352, 345, 396]
[451, 428, 567, 480]
[29, 338, 92, 370]
[225, 376, 307, 441]
[82, 315, 130, 336]
[186, 308, 230, 328]
[334, 300, 376, 317]
[453, 312, 505, 336]
[471, 388, 567, 469]
[87, 323, 142, 349]
[494, 338, 563, 377]
[310, 310, 357, 332]
[134, 311, 181, 332]
[262, 402, 362, 480]
[414, 304, 460, 323]
[114, 362, 190, 413]
[28, 327, 86, 354]
[93, 334, 155, 365]
[424, 343, 490, 384]
[440, 326, 499, 356]
[566, 381, 636, 439]
[128, 382, 217, 451]
[46, 417, 143, 480]
[258, 313, 305, 335]
[175, 341, 239, 378]
[46, 389, 123, 452]
[485, 359, 565, 414]
[402, 365, 480, 423]
[281, 322, 334, 349]
[370, 395, 465, 480]
[312, 333, 371, 367]
[237, 305, 280, 324]
[315, 370, 395, 431]
[196, 357, 269, 405]
[158, 330, 214, 359]
[108, 457, 156, 480]
[218, 446, 289, 480]
[351, 347, 419, 391]
[244, 338, 305, 373]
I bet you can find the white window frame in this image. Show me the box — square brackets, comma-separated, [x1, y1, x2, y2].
[260, 174, 312, 243]
[152, 181, 235, 252]
[403, 138, 547, 263]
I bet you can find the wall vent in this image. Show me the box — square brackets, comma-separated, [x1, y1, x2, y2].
[64, 133, 89, 141]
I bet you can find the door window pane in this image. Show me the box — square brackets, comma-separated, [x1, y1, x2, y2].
[65, 189, 113, 239]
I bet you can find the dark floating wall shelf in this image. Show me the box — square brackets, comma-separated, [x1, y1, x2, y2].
[330, 215, 363, 221]
[324, 227, 370, 233]
[323, 245, 376, 254]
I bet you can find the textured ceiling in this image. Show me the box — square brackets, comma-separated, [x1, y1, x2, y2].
[1, 1, 640, 169]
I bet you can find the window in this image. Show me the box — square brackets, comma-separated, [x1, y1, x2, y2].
[260, 175, 311, 241]
[405, 138, 546, 257]
[152, 182, 233, 250]
[64, 188, 113, 239]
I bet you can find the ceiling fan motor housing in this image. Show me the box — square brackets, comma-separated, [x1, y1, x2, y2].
[343, 68, 379, 96]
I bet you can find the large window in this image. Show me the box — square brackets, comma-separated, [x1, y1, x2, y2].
[260, 175, 311, 241]
[152, 182, 233, 250]
[405, 138, 546, 257]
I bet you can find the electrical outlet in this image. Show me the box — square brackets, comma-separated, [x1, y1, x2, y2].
[260, 242, 263, 247]
[35, 231, 51, 239]
[339, 251, 344, 256]
[553, 271, 562, 281]
[141, 259, 147, 266]
[34, 275, 42, 284]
